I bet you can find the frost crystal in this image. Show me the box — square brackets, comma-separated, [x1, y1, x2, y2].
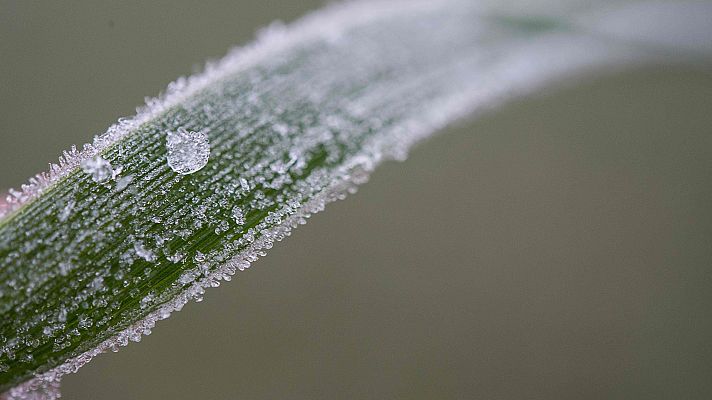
[57, 262, 74, 276]
[166, 128, 210, 174]
[140, 293, 155, 309]
[240, 178, 250, 192]
[231, 207, 245, 226]
[57, 201, 74, 222]
[80, 156, 113, 183]
[167, 252, 184, 263]
[115, 175, 133, 191]
[133, 242, 156, 262]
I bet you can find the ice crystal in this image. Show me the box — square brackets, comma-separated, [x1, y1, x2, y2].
[240, 178, 250, 192]
[80, 156, 113, 184]
[139, 293, 155, 310]
[165, 128, 210, 175]
[167, 252, 184, 264]
[115, 175, 133, 192]
[133, 242, 157, 262]
[57, 201, 74, 223]
[231, 207, 245, 226]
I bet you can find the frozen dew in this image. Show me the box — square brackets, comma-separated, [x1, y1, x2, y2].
[231, 207, 245, 226]
[80, 155, 114, 183]
[77, 315, 92, 330]
[240, 178, 250, 192]
[178, 271, 197, 285]
[166, 127, 211, 174]
[57, 261, 74, 277]
[140, 293, 155, 309]
[193, 251, 206, 263]
[57, 200, 75, 222]
[133, 242, 157, 262]
[214, 220, 230, 234]
[90, 277, 104, 292]
[111, 164, 123, 180]
[115, 175, 133, 191]
[167, 252, 184, 264]
[154, 235, 166, 246]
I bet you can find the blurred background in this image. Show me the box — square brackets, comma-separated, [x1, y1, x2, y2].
[1, 1, 712, 399]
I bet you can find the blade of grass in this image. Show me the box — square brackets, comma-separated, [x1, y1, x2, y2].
[1, 0, 709, 398]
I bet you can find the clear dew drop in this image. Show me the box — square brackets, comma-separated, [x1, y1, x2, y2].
[80, 155, 114, 183]
[166, 127, 210, 174]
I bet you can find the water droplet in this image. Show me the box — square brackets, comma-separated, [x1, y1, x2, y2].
[81, 155, 114, 183]
[166, 127, 210, 174]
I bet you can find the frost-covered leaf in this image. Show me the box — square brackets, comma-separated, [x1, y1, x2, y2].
[1, 0, 710, 398]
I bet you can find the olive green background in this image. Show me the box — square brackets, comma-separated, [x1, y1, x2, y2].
[1, 1, 711, 399]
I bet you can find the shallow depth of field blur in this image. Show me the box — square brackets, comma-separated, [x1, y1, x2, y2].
[1, 1, 711, 399]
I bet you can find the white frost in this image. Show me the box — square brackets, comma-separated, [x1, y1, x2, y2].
[231, 207, 245, 226]
[79, 156, 113, 184]
[115, 175, 133, 192]
[165, 128, 211, 175]
[133, 242, 157, 263]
